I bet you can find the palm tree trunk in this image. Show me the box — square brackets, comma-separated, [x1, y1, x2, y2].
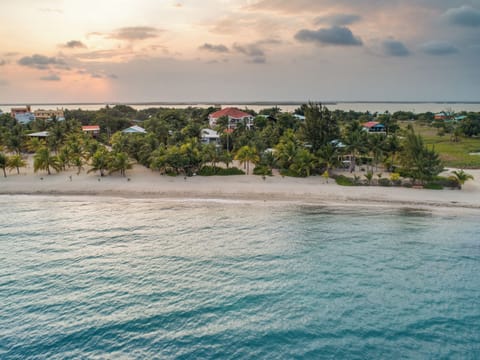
[2, 168, 6, 178]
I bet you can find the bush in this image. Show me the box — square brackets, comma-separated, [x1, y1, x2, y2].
[279, 168, 305, 178]
[333, 174, 355, 186]
[253, 165, 272, 176]
[198, 166, 245, 176]
[378, 178, 391, 187]
[423, 183, 443, 190]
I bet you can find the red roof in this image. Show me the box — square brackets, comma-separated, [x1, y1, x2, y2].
[362, 121, 380, 128]
[209, 107, 252, 119]
[82, 125, 100, 131]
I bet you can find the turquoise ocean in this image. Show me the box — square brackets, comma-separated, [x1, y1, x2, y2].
[1, 195, 479, 359]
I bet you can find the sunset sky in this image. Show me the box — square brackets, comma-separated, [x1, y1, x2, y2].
[0, 0, 479, 103]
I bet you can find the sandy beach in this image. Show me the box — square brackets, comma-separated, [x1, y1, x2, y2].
[1, 156, 479, 212]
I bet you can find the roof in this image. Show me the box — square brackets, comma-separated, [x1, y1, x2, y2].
[209, 107, 252, 119]
[82, 125, 100, 131]
[362, 121, 384, 128]
[201, 128, 220, 138]
[122, 125, 147, 134]
[28, 131, 49, 137]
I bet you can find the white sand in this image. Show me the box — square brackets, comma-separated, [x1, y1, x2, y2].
[1, 157, 480, 212]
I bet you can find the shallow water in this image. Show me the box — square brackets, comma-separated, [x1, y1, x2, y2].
[1, 196, 479, 359]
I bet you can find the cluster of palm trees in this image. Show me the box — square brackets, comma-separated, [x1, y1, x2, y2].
[0, 153, 27, 177]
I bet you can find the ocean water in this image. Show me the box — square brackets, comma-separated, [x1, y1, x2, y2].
[2, 102, 480, 114]
[1, 196, 479, 359]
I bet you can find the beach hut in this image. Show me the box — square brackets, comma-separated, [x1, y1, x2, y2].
[362, 121, 386, 134]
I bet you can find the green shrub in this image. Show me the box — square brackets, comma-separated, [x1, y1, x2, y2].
[378, 178, 391, 187]
[423, 183, 443, 190]
[253, 165, 272, 176]
[334, 174, 355, 186]
[198, 166, 245, 176]
[279, 168, 305, 178]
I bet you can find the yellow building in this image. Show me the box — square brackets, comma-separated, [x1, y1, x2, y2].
[34, 108, 65, 121]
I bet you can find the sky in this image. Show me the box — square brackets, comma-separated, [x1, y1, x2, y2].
[0, 0, 479, 103]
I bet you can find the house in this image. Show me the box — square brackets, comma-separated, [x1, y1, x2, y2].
[362, 121, 386, 134]
[34, 108, 65, 121]
[11, 105, 35, 124]
[434, 112, 447, 120]
[82, 125, 100, 137]
[208, 107, 254, 130]
[11, 105, 31, 118]
[122, 125, 147, 134]
[293, 114, 306, 121]
[201, 128, 220, 145]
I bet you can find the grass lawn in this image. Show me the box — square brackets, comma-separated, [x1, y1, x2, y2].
[405, 123, 480, 168]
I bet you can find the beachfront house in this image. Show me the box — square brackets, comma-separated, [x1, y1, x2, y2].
[201, 128, 220, 145]
[11, 105, 36, 125]
[82, 125, 100, 137]
[122, 125, 147, 134]
[34, 108, 65, 121]
[362, 121, 386, 134]
[208, 107, 254, 130]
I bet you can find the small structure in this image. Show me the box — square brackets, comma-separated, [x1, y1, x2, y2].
[82, 125, 100, 137]
[201, 128, 220, 145]
[27, 131, 49, 138]
[122, 125, 147, 134]
[208, 107, 254, 130]
[362, 121, 386, 134]
[11, 105, 31, 118]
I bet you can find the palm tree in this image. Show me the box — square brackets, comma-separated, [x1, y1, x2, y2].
[345, 123, 367, 173]
[0, 153, 7, 177]
[451, 170, 474, 189]
[109, 151, 132, 177]
[34, 147, 61, 175]
[235, 145, 259, 175]
[88, 148, 110, 177]
[290, 148, 317, 177]
[7, 154, 27, 175]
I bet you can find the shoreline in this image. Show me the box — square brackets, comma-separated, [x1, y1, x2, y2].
[1, 164, 480, 213]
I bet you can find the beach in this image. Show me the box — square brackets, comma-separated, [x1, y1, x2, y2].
[1, 157, 479, 211]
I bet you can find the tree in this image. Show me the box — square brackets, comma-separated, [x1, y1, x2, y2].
[7, 154, 27, 175]
[301, 102, 339, 152]
[345, 121, 368, 172]
[235, 145, 259, 175]
[88, 148, 110, 177]
[0, 153, 7, 177]
[451, 170, 474, 189]
[108, 152, 132, 177]
[289, 149, 317, 177]
[317, 143, 340, 172]
[34, 147, 61, 175]
[399, 130, 443, 183]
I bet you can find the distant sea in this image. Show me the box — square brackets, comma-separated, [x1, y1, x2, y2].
[1, 196, 479, 359]
[2, 102, 480, 114]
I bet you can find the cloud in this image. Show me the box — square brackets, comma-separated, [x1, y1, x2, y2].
[420, 41, 459, 55]
[108, 74, 119, 79]
[109, 26, 160, 41]
[0, 59, 6, 66]
[91, 74, 103, 79]
[383, 40, 410, 57]
[0, 79, 8, 86]
[295, 26, 363, 46]
[61, 40, 87, 49]
[444, 5, 480, 27]
[40, 73, 61, 81]
[18, 54, 68, 70]
[233, 43, 266, 63]
[314, 14, 361, 26]
[199, 43, 229, 53]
